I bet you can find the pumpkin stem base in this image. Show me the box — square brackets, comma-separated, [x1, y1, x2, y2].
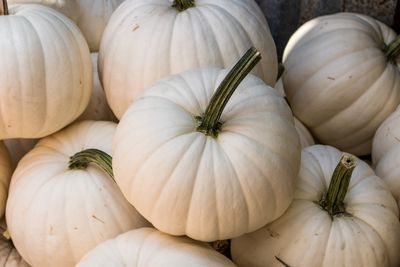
[196, 47, 261, 138]
[172, 0, 195, 12]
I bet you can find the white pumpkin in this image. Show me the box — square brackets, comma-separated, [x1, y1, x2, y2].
[294, 117, 315, 148]
[283, 12, 400, 156]
[0, 219, 29, 267]
[372, 106, 400, 206]
[77, 53, 117, 122]
[75, 0, 125, 52]
[4, 139, 38, 169]
[275, 78, 315, 148]
[0, 4, 92, 139]
[231, 145, 400, 267]
[0, 142, 12, 219]
[274, 77, 285, 97]
[6, 120, 149, 267]
[7, 0, 79, 21]
[113, 49, 300, 242]
[77, 228, 236, 267]
[99, 0, 278, 118]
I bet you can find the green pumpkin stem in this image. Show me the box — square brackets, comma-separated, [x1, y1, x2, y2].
[196, 47, 261, 137]
[320, 154, 356, 216]
[172, 0, 195, 11]
[68, 148, 113, 180]
[0, 0, 9, 15]
[384, 35, 400, 63]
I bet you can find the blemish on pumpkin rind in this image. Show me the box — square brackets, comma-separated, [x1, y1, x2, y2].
[92, 214, 105, 224]
[267, 228, 280, 238]
[132, 24, 140, 31]
[327, 77, 335, 80]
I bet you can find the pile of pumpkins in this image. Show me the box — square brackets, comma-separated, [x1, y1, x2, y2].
[0, 0, 400, 266]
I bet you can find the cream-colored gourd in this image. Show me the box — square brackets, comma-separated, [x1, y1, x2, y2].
[113, 49, 300, 242]
[0, 3, 92, 139]
[75, 0, 124, 52]
[6, 121, 149, 267]
[372, 106, 400, 207]
[294, 117, 315, 148]
[7, 0, 79, 21]
[283, 12, 400, 156]
[77, 228, 236, 267]
[275, 78, 315, 148]
[0, 142, 12, 219]
[100, 0, 277, 118]
[4, 139, 38, 169]
[231, 145, 400, 267]
[77, 53, 117, 122]
[0, 219, 29, 267]
[274, 77, 285, 97]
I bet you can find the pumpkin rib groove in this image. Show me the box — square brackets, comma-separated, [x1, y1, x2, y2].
[287, 45, 382, 102]
[147, 133, 202, 225]
[284, 28, 380, 70]
[162, 75, 204, 115]
[301, 150, 328, 196]
[314, 65, 399, 150]
[168, 6, 179, 75]
[203, 4, 251, 63]
[24, 8, 87, 133]
[290, 48, 383, 117]
[220, 133, 284, 221]
[196, 7, 226, 67]
[350, 216, 388, 266]
[312, 61, 392, 133]
[184, 135, 209, 236]
[220, 143, 253, 233]
[222, 122, 297, 177]
[129, 129, 197, 182]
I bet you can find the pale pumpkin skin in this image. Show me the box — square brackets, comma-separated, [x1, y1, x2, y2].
[113, 68, 301, 242]
[275, 78, 315, 148]
[283, 12, 400, 156]
[231, 145, 400, 267]
[6, 121, 149, 267]
[3, 139, 38, 169]
[0, 4, 92, 139]
[294, 117, 315, 148]
[372, 106, 400, 207]
[0, 143, 12, 219]
[75, 0, 125, 52]
[77, 53, 117, 122]
[77, 228, 236, 267]
[8, 0, 79, 21]
[0, 219, 29, 267]
[99, 0, 278, 118]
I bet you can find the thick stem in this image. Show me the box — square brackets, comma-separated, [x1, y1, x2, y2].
[320, 154, 356, 216]
[172, 0, 195, 11]
[384, 35, 400, 62]
[68, 148, 113, 180]
[0, 0, 9, 15]
[196, 47, 261, 137]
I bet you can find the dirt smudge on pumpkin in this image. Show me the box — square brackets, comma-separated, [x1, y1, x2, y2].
[92, 214, 105, 224]
[327, 76, 335, 80]
[267, 228, 280, 238]
[275, 256, 291, 267]
[132, 24, 140, 31]
[49, 226, 54, 235]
